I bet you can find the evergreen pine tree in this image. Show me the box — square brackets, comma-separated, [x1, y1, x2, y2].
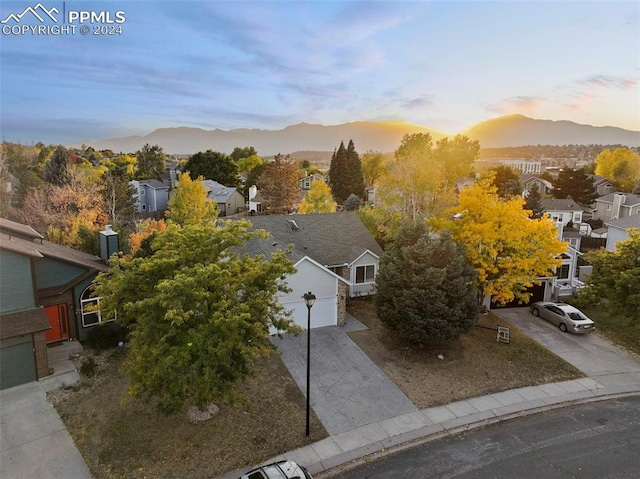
[345, 139, 365, 200]
[524, 184, 544, 218]
[552, 168, 598, 206]
[328, 141, 348, 203]
[43, 145, 73, 187]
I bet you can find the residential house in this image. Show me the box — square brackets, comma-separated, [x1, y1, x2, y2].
[592, 192, 640, 223]
[0, 218, 110, 390]
[299, 172, 325, 191]
[605, 215, 640, 251]
[589, 175, 614, 197]
[203, 180, 245, 217]
[365, 185, 375, 206]
[248, 185, 264, 214]
[521, 174, 553, 196]
[245, 212, 384, 330]
[130, 179, 170, 218]
[539, 198, 589, 299]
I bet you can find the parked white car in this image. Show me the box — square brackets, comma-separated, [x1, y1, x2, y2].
[239, 460, 312, 479]
[530, 302, 595, 334]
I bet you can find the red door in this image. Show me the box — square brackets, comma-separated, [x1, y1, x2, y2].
[45, 304, 69, 343]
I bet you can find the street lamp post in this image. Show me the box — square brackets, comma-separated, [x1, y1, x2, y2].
[303, 291, 316, 437]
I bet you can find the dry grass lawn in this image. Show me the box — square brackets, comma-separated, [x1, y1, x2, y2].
[53, 298, 584, 478]
[347, 299, 584, 408]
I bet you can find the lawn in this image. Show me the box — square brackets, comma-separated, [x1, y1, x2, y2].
[52, 298, 584, 478]
[578, 304, 640, 357]
[346, 299, 584, 408]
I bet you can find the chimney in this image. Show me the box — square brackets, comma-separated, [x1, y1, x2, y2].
[99, 225, 119, 261]
[612, 193, 626, 220]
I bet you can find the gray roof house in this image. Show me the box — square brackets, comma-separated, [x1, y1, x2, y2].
[242, 212, 383, 330]
[593, 192, 640, 223]
[130, 179, 170, 218]
[203, 180, 245, 217]
[605, 215, 640, 251]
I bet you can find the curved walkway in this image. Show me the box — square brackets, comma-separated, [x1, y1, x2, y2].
[218, 309, 640, 479]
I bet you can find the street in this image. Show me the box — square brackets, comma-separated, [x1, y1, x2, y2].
[329, 396, 640, 478]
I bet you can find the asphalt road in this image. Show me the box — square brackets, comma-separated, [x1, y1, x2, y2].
[330, 396, 640, 479]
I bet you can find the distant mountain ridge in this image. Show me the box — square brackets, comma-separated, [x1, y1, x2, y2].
[70, 115, 640, 155]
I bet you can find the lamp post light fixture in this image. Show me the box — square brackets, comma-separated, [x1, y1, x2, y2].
[303, 291, 316, 437]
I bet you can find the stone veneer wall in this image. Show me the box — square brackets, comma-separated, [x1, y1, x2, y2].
[337, 281, 347, 326]
[33, 331, 49, 379]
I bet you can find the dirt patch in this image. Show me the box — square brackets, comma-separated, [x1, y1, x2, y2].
[53, 348, 326, 479]
[347, 298, 584, 408]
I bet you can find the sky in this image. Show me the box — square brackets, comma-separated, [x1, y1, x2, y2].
[1, 0, 639, 145]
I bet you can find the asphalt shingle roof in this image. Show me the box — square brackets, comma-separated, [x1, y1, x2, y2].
[247, 212, 383, 267]
[596, 192, 640, 206]
[541, 197, 583, 212]
[605, 215, 640, 230]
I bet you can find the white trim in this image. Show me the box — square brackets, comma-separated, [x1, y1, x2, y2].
[293, 256, 349, 284]
[80, 285, 116, 328]
[348, 249, 380, 267]
[354, 264, 376, 284]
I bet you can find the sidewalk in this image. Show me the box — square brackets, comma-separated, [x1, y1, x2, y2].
[218, 372, 640, 479]
[218, 309, 640, 479]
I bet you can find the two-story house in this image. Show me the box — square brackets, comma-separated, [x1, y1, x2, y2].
[0, 218, 111, 390]
[130, 179, 170, 218]
[592, 193, 640, 223]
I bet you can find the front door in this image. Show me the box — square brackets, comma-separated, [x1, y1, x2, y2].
[45, 304, 69, 343]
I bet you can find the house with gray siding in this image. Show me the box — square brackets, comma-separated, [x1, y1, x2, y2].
[130, 179, 170, 217]
[0, 218, 109, 390]
[592, 192, 640, 223]
[605, 215, 640, 251]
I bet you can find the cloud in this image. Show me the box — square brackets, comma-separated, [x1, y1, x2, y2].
[576, 74, 637, 90]
[485, 96, 546, 116]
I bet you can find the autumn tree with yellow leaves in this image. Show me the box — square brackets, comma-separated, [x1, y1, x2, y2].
[298, 180, 337, 214]
[435, 174, 566, 306]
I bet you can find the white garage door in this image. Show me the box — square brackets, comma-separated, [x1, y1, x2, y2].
[284, 296, 337, 330]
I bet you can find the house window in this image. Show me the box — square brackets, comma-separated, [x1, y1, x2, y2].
[140, 189, 146, 196]
[556, 264, 570, 280]
[606, 204, 611, 211]
[80, 286, 116, 327]
[355, 265, 375, 284]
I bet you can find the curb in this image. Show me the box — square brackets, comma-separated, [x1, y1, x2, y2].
[312, 390, 640, 478]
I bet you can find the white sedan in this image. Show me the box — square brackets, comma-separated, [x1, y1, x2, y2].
[239, 460, 312, 479]
[530, 302, 595, 334]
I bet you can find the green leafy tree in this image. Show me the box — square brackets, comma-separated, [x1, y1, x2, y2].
[594, 147, 640, 192]
[135, 144, 167, 180]
[244, 162, 268, 198]
[375, 223, 479, 341]
[377, 133, 479, 222]
[552, 168, 598, 206]
[235, 154, 264, 173]
[94, 219, 297, 414]
[102, 166, 136, 225]
[258, 154, 300, 214]
[489, 165, 522, 198]
[43, 145, 74, 187]
[298, 180, 337, 214]
[166, 172, 218, 226]
[360, 150, 387, 186]
[230, 146, 258, 163]
[580, 229, 640, 320]
[181, 150, 239, 187]
[524, 184, 544, 219]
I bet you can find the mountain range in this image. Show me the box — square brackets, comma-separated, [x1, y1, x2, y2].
[70, 114, 640, 156]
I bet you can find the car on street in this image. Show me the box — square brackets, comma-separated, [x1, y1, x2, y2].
[530, 301, 595, 333]
[239, 460, 313, 479]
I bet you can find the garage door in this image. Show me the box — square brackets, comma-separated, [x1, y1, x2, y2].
[490, 283, 546, 309]
[0, 335, 36, 390]
[285, 297, 337, 330]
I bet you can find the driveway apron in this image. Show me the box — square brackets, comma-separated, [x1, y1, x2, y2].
[0, 381, 92, 479]
[492, 308, 640, 377]
[271, 315, 417, 435]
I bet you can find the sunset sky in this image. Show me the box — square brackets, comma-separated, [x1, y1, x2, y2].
[1, 0, 638, 145]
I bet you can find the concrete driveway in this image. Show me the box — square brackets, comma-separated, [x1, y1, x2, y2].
[271, 315, 417, 435]
[492, 307, 640, 377]
[0, 382, 92, 479]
